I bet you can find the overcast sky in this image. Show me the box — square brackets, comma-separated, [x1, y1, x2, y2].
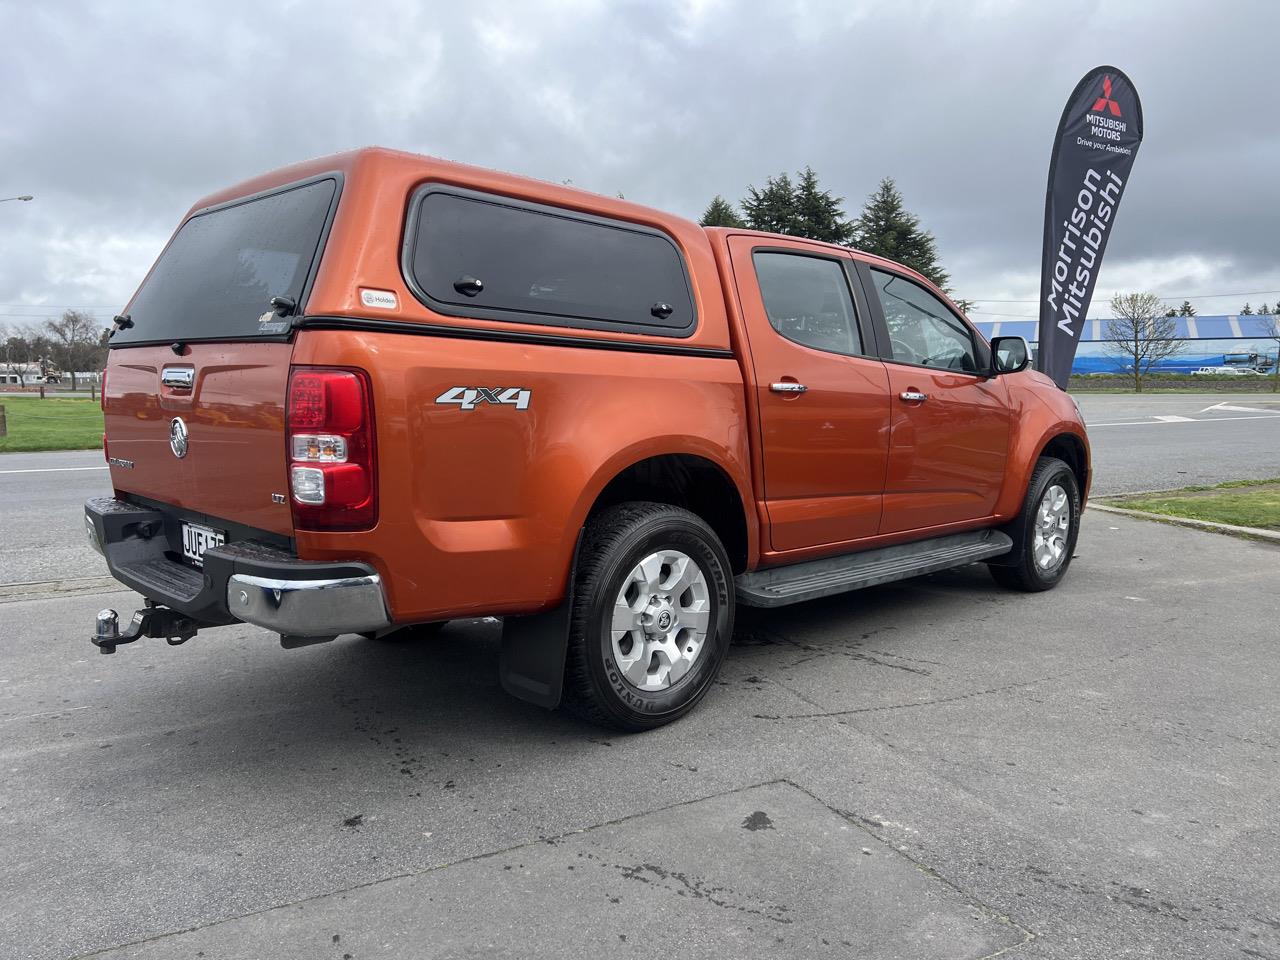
[2, 0, 1277, 331]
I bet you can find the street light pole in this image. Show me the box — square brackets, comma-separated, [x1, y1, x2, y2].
[0, 195, 34, 203]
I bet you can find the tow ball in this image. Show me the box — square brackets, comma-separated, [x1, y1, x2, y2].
[92, 601, 200, 654]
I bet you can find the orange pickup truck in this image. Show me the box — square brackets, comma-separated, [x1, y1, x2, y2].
[87, 147, 1089, 730]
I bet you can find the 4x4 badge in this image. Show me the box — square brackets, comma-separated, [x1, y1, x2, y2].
[435, 386, 531, 411]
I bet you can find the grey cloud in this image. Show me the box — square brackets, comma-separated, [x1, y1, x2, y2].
[1, 0, 1276, 326]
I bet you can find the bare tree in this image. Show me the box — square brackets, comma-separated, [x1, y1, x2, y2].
[2, 323, 45, 386]
[1261, 314, 1280, 394]
[1103, 292, 1183, 393]
[44, 309, 106, 391]
[3, 328, 29, 385]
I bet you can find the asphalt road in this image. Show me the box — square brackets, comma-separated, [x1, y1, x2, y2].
[1076, 393, 1280, 495]
[0, 449, 110, 586]
[2, 392, 1279, 958]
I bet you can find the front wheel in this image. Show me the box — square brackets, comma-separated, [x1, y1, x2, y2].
[563, 502, 735, 731]
[988, 457, 1081, 592]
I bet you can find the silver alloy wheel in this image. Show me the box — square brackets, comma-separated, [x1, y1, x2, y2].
[1033, 483, 1071, 571]
[610, 549, 712, 692]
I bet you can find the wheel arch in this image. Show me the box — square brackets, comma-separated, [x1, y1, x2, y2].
[1036, 431, 1090, 504]
[573, 448, 756, 575]
[996, 422, 1091, 519]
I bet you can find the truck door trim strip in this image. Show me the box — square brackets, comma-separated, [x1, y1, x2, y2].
[294, 315, 736, 359]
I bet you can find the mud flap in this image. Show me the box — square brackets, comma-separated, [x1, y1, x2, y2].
[499, 532, 582, 709]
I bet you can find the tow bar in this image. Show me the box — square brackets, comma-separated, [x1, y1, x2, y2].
[92, 600, 201, 654]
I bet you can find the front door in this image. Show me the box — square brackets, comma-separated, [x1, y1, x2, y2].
[860, 265, 1011, 534]
[729, 237, 891, 553]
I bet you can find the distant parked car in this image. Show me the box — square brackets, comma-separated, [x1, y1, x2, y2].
[1192, 366, 1246, 376]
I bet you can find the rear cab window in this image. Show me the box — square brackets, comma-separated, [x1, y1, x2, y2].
[112, 177, 340, 346]
[402, 186, 697, 337]
[752, 251, 866, 357]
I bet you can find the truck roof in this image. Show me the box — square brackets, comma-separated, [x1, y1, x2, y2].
[190, 147, 943, 299]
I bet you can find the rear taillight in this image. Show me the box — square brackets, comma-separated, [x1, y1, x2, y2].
[100, 370, 108, 461]
[286, 367, 377, 531]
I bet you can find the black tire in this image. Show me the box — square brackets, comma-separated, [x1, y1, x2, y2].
[988, 456, 1081, 592]
[563, 502, 734, 731]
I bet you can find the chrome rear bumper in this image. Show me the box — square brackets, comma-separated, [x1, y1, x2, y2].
[86, 496, 392, 639]
[227, 572, 390, 638]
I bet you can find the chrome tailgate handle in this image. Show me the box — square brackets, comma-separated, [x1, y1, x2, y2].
[770, 382, 808, 394]
[899, 390, 928, 402]
[161, 367, 194, 390]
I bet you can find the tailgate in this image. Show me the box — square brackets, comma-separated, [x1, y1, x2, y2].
[104, 342, 295, 536]
[102, 174, 341, 538]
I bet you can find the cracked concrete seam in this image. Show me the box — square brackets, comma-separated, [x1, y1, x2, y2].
[65, 778, 792, 960]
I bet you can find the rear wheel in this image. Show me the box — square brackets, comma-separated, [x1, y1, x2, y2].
[989, 456, 1081, 592]
[564, 502, 734, 731]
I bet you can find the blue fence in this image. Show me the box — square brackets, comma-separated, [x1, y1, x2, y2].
[969, 314, 1278, 374]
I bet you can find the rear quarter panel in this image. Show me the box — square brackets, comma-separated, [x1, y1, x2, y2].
[289, 149, 754, 622]
[291, 329, 754, 622]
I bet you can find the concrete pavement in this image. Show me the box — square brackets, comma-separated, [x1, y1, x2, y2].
[3, 392, 1280, 958]
[2, 512, 1278, 959]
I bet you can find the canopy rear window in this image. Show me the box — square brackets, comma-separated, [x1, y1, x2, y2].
[112, 177, 338, 345]
[403, 187, 696, 337]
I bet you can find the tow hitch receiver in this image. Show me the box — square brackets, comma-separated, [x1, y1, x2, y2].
[92, 601, 201, 654]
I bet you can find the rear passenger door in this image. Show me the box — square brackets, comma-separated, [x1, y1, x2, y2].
[728, 237, 891, 553]
[858, 264, 1011, 534]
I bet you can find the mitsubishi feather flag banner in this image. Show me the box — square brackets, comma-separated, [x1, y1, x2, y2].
[1038, 66, 1144, 387]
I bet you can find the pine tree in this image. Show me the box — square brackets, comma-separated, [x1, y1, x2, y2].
[741, 172, 799, 236]
[1164, 308, 1178, 318]
[739, 168, 856, 244]
[1259, 302, 1272, 316]
[791, 167, 855, 245]
[1241, 302, 1254, 315]
[699, 195, 745, 228]
[1177, 300, 1197, 317]
[851, 177, 950, 290]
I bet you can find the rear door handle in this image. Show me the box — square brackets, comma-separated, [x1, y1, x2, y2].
[899, 390, 928, 402]
[161, 367, 194, 390]
[770, 382, 808, 394]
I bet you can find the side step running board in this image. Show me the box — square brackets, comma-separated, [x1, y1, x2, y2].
[735, 529, 1013, 608]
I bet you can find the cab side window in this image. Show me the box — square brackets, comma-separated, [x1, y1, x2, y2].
[870, 268, 978, 373]
[752, 252, 864, 356]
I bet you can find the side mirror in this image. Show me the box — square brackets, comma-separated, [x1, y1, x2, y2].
[990, 336, 1030, 375]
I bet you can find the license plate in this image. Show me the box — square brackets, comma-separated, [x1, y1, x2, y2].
[181, 521, 225, 566]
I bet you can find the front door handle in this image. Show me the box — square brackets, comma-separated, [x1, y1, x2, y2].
[770, 382, 808, 394]
[899, 390, 928, 402]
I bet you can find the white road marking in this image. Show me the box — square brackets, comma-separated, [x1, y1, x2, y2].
[1153, 415, 1195, 422]
[1090, 413, 1280, 427]
[1198, 401, 1273, 414]
[0, 465, 107, 475]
